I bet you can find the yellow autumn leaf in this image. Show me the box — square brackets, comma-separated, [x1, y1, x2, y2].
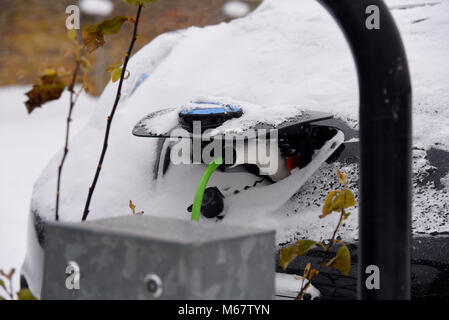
[337, 169, 347, 185]
[308, 269, 319, 280]
[108, 63, 130, 83]
[129, 200, 136, 214]
[320, 190, 340, 218]
[111, 67, 123, 83]
[320, 189, 356, 219]
[16, 289, 37, 300]
[280, 240, 319, 270]
[67, 29, 77, 41]
[326, 243, 351, 275]
[107, 61, 123, 71]
[334, 189, 356, 211]
[330, 191, 346, 211]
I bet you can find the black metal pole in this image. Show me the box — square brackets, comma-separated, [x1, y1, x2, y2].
[317, 0, 412, 299]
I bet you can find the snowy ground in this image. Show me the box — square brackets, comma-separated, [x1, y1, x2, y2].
[1, 0, 449, 292]
[0, 86, 96, 288]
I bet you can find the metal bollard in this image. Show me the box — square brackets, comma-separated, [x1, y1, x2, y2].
[318, 0, 412, 299]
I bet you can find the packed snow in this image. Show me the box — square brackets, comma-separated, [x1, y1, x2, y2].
[275, 273, 320, 299]
[0, 86, 97, 289]
[1, 0, 449, 290]
[140, 96, 306, 136]
[79, 0, 114, 17]
[222, 1, 251, 19]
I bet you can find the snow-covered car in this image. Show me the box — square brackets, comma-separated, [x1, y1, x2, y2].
[21, 0, 449, 299]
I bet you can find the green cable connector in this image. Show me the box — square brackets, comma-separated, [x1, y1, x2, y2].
[191, 157, 224, 221]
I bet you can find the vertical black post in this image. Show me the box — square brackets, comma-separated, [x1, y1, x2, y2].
[317, 0, 412, 299]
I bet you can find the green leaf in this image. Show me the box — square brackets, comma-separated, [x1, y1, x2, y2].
[111, 67, 123, 83]
[0, 279, 5, 291]
[107, 61, 123, 71]
[67, 29, 77, 41]
[326, 243, 351, 275]
[25, 69, 67, 113]
[82, 16, 129, 53]
[110, 67, 130, 83]
[280, 240, 319, 270]
[16, 289, 37, 300]
[124, 0, 156, 6]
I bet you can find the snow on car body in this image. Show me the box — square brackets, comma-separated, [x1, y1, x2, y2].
[22, 0, 449, 298]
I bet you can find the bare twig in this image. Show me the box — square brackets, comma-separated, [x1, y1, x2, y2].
[0, 268, 15, 300]
[8, 275, 13, 300]
[82, 5, 143, 221]
[55, 60, 81, 221]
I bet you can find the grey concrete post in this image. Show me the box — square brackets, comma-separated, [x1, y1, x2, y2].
[42, 216, 275, 300]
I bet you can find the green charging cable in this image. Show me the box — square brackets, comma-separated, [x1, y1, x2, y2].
[191, 157, 224, 221]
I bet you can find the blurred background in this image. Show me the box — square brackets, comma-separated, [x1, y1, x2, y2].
[0, 0, 261, 95]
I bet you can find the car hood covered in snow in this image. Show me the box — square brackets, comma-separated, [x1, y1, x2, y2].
[31, 0, 449, 244]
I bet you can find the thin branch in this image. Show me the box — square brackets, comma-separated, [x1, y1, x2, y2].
[8, 275, 13, 300]
[72, 83, 85, 106]
[55, 60, 81, 221]
[0, 277, 12, 299]
[0, 269, 15, 300]
[82, 5, 143, 221]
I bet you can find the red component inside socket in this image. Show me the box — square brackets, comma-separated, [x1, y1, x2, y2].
[287, 154, 301, 173]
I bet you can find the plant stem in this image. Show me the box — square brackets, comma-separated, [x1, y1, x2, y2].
[0, 270, 15, 299]
[55, 60, 81, 221]
[296, 209, 345, 300]
[82, 5, 143, 221]
[8, 276, 13, 300]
